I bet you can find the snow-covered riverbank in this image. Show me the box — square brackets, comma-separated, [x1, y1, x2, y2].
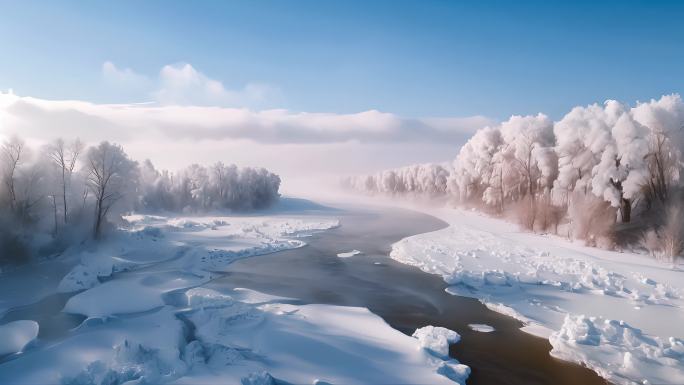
[390, 205, 684, 385]
[0, 199, 469, 385]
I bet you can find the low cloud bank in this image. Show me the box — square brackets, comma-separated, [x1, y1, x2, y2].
[0, 91, 492, 145]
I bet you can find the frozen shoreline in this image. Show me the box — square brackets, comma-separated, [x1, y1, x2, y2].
[388, 203, 684, 385]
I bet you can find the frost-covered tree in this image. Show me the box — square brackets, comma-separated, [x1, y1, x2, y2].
[589, 107, 650, 223]
[552, 102, 620, 202]
[342, 163, 450, 198]
[499, 113, 556, 200]
[632, 94, 684, 207]
[84, 142, 139, 238]
[0, 136, 282, 265]
[1, 136, 26, 211]
[184, 164, 211, 210]
[343, 93, 684, 251]
[136, 160, 280, 213]
[138, 159, 175, 211]
[46, 138, 83, 226]
[210, 162, 238, 206]
[450, 126, 502, 201]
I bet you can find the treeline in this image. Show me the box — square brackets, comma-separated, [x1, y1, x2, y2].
[340, 163, 451, 198]
[0, 138, 281, 264]
[343, 95, 684, 261]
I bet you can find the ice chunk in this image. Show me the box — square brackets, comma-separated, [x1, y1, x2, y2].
[241, 371, 276, 385]
[336, 250, 362, 258]
[412, 325, 460, 359]
[185, 287, 233, 308]
[468, 324, 495, 333]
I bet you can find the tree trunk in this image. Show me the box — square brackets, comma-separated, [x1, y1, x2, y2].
[62, 168, 68, 224]
[52, 195, 58, 235]
[94, 195, 104, 239]
[620, 197, 631, 223]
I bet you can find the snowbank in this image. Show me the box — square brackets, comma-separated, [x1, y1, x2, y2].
[550, 314, 684, 385]
[56, 213, 339, 297]
[1, 286, 469, 385]
[0, 320, 39, 356]
[182, 288, 467, 385]
[390, 205, 684, 385]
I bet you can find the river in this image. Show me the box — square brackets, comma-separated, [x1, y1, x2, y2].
[0, 202, 607, 384]
[211, 204, 607, 385]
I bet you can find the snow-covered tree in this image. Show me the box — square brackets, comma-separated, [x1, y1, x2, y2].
[45, 138, 83, 226]
[343, 93, 684, 251]
[450, 126, 503, 201]
[632, 94, 684, 207]
[342, 163, 450, 198]
[0, 136, 282, 265]
[552, 102, 620, 202]
[84, 142, 139, 238]
[498, 113, 556, 200]
[589, 106, 650, 223]
[1, 136, 26, 211]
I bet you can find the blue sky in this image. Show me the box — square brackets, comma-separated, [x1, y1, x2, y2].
[1, 0, 683, 119]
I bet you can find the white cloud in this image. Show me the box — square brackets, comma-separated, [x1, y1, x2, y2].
[102, 61, 280, 108]
[153, 63, 279, 107]
[102, 61, 149, 84]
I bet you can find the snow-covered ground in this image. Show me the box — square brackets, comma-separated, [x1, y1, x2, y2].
[390, 205, 684, 385]
[0, 199, 470, 385]
[0, 286, 467, 385]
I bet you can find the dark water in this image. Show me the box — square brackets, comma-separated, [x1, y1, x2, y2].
[211, 205, 607, 385]
[0, 293, 85, 341]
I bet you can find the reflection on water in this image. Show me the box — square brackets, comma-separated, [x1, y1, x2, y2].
[213, 205, 607, 385]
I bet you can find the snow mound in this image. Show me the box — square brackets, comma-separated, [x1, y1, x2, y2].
[64, 279, 165, 317]
[0, 320, 39, 355]
[412, 325, 461, 359]
[336, 250, 362, 258]
[550, 314, 684, 385]
[468, 324, 495, 333]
